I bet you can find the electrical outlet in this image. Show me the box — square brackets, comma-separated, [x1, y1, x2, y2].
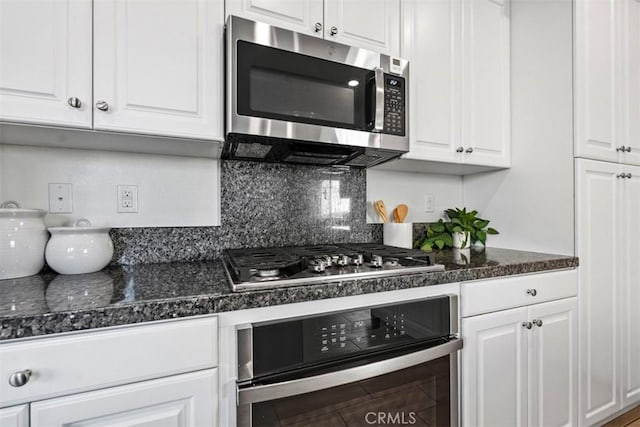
[49, 183, 73, 213]
[424, 194, 434, 213]
[117, 185, 138, 213]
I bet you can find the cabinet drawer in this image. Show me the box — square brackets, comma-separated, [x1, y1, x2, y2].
[461, 270, 577, 317]
[0, 316, 217, 407]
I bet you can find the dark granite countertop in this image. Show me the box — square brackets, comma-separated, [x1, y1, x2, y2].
[0, 247, 577, 341]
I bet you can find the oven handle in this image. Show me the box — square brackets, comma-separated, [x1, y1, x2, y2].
[374, 67, 385, 131]
[237, 337, 462, 405]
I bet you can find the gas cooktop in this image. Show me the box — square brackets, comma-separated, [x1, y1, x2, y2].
[222, 243, 445, 292]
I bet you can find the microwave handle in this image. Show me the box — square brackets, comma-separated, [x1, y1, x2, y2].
[374, 67, 385, 132]
[237, 337, 462, 405]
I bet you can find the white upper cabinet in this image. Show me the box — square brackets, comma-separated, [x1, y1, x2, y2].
[0, 0, 92, 128]
[324, 0, 400, 56]
[226, 0, 400, 56]
[93, 0, 224, 140]
[398, 0, 510, 171]
[461, 0, 510, 167]
[575, 0, 640, 165]
[225, 0, 324, 37]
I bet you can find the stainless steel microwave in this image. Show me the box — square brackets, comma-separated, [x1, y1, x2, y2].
[223, 15, 409, 168]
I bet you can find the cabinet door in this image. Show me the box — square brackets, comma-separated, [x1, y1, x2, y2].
[225, 0, 323, 36]
[461, 307, 528, 427]
[622, 0, 640, 165]
[528, 298, 578, 427]
[0, 405, 28, 427]
[460, 0, 510, 167]
[93, 0, 224, 140]
[0, 0, 92, 128]
[576, 159, 622, 426]
[30, 370, 217, 427]
[621, 166, 640, 407]
[324, 0, 400, 56]
[400, 0, 461, 164]
[574, 0, 621, 163]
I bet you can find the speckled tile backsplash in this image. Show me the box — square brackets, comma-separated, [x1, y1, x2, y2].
[110, 161, 382, 264]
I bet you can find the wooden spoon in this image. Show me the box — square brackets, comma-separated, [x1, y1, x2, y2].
[395, 204, 408, 223]
[374, 200, 390, 223]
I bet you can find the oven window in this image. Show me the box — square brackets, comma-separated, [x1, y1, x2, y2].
[236, 41, 375, 131]
[249, 356, 451, 427]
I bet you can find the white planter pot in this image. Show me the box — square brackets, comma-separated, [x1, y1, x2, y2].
[0, 201, 49, 280]
[452, 231, 470, 249]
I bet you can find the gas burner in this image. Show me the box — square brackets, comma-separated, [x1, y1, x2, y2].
[223, 243, 444, 291]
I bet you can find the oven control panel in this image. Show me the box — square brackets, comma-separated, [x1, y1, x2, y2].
[383, 75, 406, 136]
[246, 295, 453, 381]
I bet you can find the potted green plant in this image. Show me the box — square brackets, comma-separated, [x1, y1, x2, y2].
[415, 208, 499, 251]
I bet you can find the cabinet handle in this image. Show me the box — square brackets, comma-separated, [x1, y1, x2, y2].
[8, 370, 32, 387]
[617, 173, 624, 179]
[330, 26, 338, 36]
[456, 147, 464, 153]
[465, 147, 474, 154]
[315, 22, 322, 32]
[526, 288, 537, 296]
[67, 97, 82, 109]
[533, 319, 543, 327]
[522, 322, 532, 329]
[95, 100, 109, 111]
[617, 146, 626, 152]
[625, 173, 633, 179]
[625, 146, 632, 152]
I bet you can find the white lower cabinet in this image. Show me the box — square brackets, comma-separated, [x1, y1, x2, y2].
[0, 405, 28, 427]
[30, 370, 217, 427]
[461, 276, 578, 427]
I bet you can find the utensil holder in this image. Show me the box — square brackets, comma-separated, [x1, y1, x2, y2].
[383, 223, 413, 249]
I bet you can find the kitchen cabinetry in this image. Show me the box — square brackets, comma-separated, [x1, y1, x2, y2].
[0, 0, 92, 128]
[30, 370, 216, 427]
[0, 317, 218, 426]
[0, 405, 28, 427]
[395, 0, 510, 172]
[0, 0, 224, 142]
[461, 271, 578, 427]
[575, 0, 640, 166]
[225, 0, 400, 56]
[576, 159, 640, 426]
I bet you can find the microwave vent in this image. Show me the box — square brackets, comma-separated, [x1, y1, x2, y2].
[234, 142, 271, 159]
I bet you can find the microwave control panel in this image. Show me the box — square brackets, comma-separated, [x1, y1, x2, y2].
[384, 75, 406, 136]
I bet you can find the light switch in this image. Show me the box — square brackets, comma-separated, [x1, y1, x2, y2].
[424, 194, 434, 213]
[49, 183, 73, 213]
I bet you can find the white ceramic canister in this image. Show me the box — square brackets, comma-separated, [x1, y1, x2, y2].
[383, 223, 413, 249]
[45, 219, 114, 275]
[0, 200, 49, 280]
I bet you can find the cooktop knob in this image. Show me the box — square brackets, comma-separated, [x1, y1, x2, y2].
[309, 260, 327, 273]
[370, 254, 383, 268]
[352, 254, 364, 266]
[337, 255, 351, 267]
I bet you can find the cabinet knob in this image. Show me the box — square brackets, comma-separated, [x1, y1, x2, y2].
[95, 100, 109, 111]
[617, 173, 625, 179]
[8, 370, 31, 387]
[617, 146, 626, 152]
[625, 146, 632, 152]
[315, 22, 323, 32]
[330, 26, 338, 36]
[456, 147, 464, 153]
[625, 173, 633, 179]
[522, 322, 532, 330]
[465, 147, 474, 154]
[67, 97, 82, 109]
[533, 319, 543, 327]
[526, 288, 537, 296]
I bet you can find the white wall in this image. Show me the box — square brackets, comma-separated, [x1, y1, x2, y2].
[463, 0, 574, 255]
[0, 144, 220, 227]
[366, 169, 463, 223]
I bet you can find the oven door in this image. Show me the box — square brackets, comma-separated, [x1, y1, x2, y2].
[237, 338, 462, 427]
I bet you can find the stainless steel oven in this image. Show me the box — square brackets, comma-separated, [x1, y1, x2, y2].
[236, 295, 462, 426]
[224, 15, 410, 168]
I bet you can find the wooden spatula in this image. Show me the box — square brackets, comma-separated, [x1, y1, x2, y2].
[374, 200, 390, 223]
[394, 204, 408, 223]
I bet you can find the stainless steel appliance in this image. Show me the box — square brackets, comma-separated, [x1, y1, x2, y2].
[236, 295, 462, 427]
[224, 15, 409, 167]
[222, 243, 445, 292]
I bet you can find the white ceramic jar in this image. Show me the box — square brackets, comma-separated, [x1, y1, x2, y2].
[46, 219, 114, 275]
[0, 200, 49, 280]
